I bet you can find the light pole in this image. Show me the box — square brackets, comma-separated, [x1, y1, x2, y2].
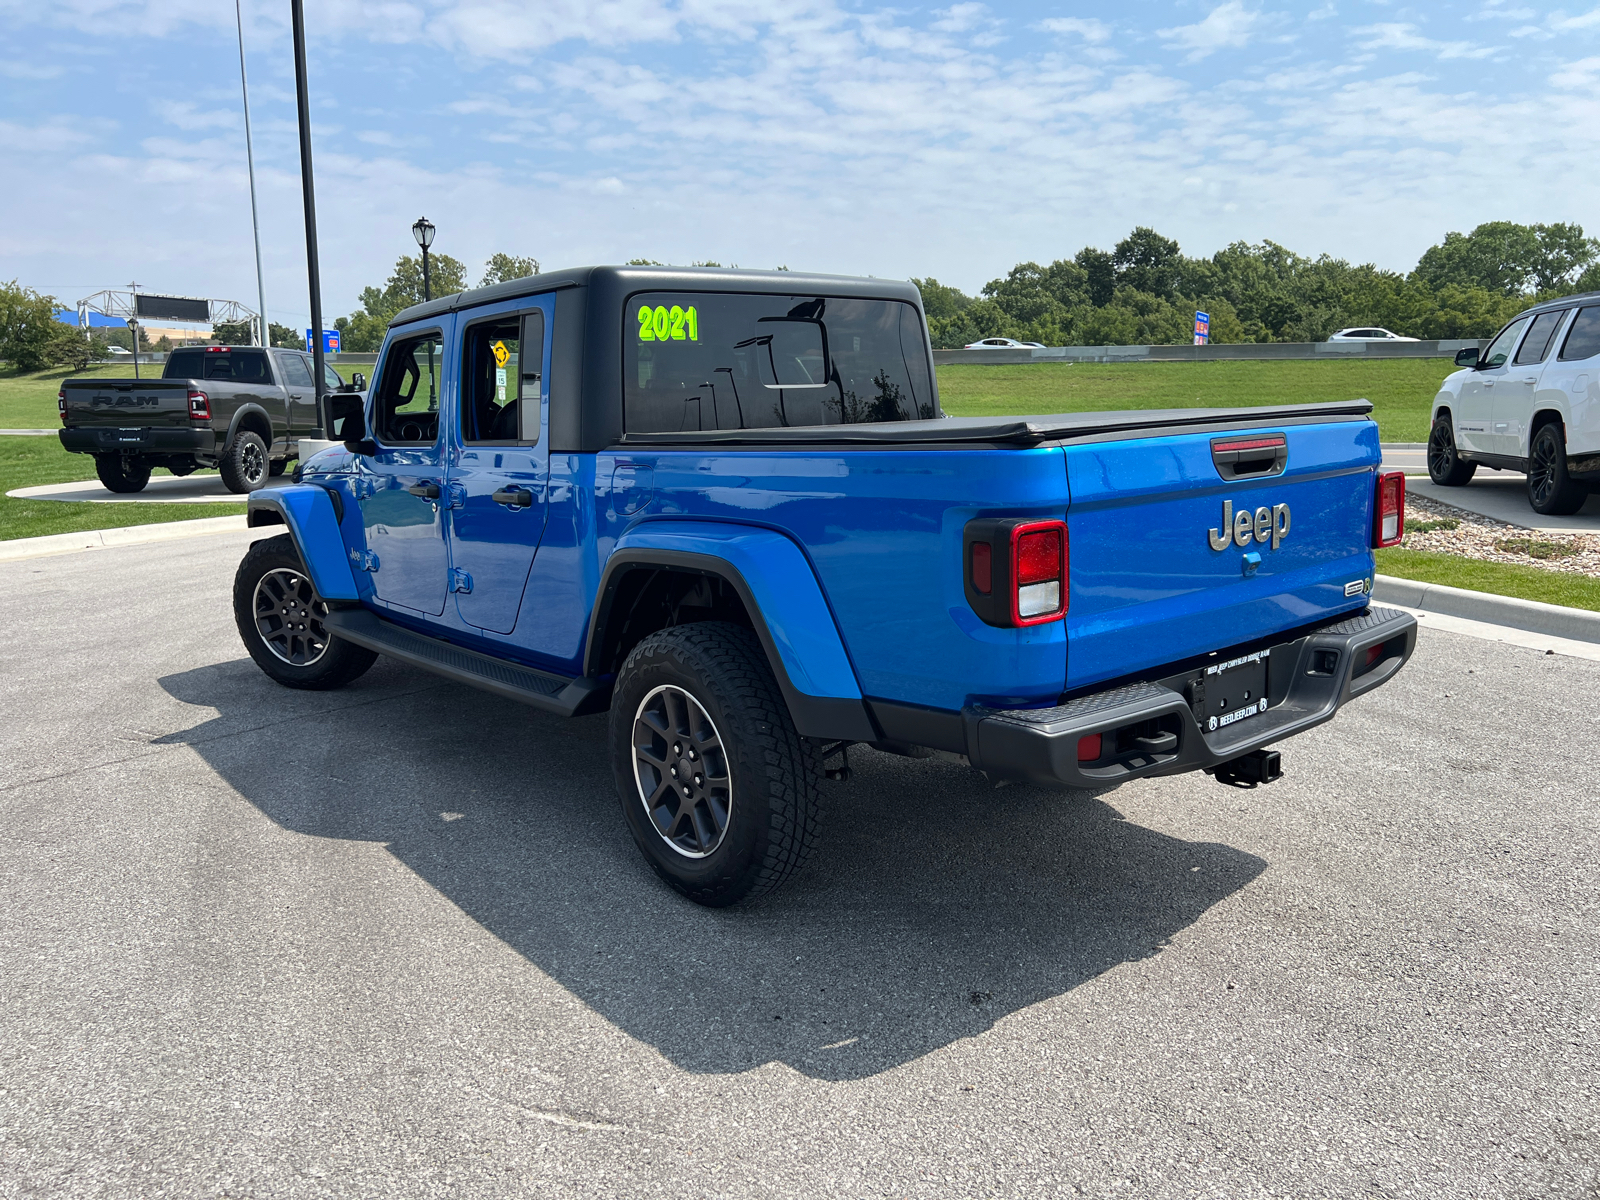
[412, 217, 435, 301]
[290, 0, 328, 431]
[235, 0, 268, 348]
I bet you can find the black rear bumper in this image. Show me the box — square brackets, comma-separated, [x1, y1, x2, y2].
[59, 427, 215, 456]
[961, 606, 1417, 788]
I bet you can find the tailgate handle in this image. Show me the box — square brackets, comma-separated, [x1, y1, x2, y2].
[1212, 433, 1286, 480]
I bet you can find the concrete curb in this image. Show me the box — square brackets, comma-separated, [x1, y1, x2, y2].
[0, 429, 60, 436]
[1373, 573, 1600, 645]
[0, 515, 249, 563]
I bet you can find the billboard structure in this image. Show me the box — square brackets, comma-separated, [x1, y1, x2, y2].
[75, 289, 262, 344]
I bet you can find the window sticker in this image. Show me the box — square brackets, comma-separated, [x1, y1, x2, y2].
[637, 304, 700, 342]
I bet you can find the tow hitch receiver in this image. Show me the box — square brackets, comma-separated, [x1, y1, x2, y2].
[1208, 748, 1282, 789]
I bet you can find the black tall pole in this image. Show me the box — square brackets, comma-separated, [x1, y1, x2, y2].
[421, 244, 431, 302]
[290, 0, 327, 432]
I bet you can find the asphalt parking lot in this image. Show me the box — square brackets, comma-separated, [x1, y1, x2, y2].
[2, 531, 1597, 1199]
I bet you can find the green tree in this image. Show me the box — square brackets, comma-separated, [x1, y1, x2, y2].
[480, 253, 539, 287]
[213, 319, 254, 345]
[335, 253, 469, 352]
[911, 278, 975, 321]
[1113, 228, 1182, 299]
[269, 322, 299, 349]
[1074, 247, 1116, 307]
[0, 280, 81, 371]
[1413, 221, 1598, 296]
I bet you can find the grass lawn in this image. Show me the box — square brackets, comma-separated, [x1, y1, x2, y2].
[0, 436, 241, 542]
[937, 358, 1451, 443]
[0, 363, 152, 428]
[1376, 547, 1600, 613]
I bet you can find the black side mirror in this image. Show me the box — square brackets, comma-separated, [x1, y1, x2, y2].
[351, 372, 366, 391]
[1454, 347, 1480, 368]
[326, 392, 375, 453]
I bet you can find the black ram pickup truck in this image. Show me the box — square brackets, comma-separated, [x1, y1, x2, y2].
[57, 346, 364, 494]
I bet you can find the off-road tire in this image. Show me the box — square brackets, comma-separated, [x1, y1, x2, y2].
[233, 534, 378, 690]
[1528, 422, 1588, 516]
[269, 458, 289, 477]
[219, 430, 270, 494]
[609, 622, 822, 907]
[94, 454, 150, 493]
[1427, 415, 1476, 486]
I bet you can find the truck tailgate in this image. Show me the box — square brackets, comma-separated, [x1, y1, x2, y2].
[1065, 418, 1380, 691]
[61, 379, 192, 427]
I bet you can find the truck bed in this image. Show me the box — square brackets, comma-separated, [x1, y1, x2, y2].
[616, 400, 1375, 446]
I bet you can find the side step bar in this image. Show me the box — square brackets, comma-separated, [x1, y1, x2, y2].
[323, 607, 609, 718]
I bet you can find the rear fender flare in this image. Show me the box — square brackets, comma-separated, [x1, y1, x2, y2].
[586, 521, 876, 743]
[225, 403, 274, 453]
[245, 484, 360, 601]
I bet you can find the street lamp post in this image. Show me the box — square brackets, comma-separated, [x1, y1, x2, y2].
[412, 217, 436, 301]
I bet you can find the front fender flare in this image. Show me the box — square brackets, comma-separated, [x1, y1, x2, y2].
[246, 484, 360, 601]
[588, 521, 876, 743]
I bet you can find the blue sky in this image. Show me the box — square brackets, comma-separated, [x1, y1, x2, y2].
[4, 0, 1599, 332]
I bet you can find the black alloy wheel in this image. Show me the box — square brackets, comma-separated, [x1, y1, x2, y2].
[1427, 416, 1476, 487]
[632, 684, 733, 857]
[233, 534, 378, 690]
[1527, 423, 1589, 516]
[252, 566, 330, 667]
[220, 430, 270, 494]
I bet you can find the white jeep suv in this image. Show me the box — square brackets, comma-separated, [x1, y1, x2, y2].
[1428, 294, 1600, 516]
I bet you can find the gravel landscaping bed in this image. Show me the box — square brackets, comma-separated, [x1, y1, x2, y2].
[1402, 491, 1600, 579]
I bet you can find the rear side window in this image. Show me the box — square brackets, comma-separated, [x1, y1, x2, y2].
[280, 355, 314, 388]
[163, 348, 270, 381]
[622, 293, 935, 433]
[373, 332, 443, 444]
[1559, 306, 1600, 362]
[1515, 310, 1567, 365]
[461, 311, 544, 443]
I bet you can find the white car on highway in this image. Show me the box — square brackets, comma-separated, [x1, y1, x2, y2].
[1327, 327, 1418, 342]
[1428, 292, 1600, 515]
[963, 337, 1046, 349]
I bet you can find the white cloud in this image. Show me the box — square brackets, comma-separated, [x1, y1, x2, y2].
[1356, 22, 1499, 60]
[1549, 7, 1600, 31]
[1038, 17, 1111, 44]
[1157, 2, 1260, 62]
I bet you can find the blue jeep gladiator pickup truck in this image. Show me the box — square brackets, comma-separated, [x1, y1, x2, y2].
[235, 266, 1416, 906]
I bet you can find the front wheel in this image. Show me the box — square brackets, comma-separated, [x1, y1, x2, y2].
[1528, 423, 1589, 516]
[94, 454, 150, 493]
[233, 534, 378, 690]
[608, 622, 822, 907]
[1427, 415, 1476, 486]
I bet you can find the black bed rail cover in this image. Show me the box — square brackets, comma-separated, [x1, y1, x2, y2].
[616, 400, 1375, 447]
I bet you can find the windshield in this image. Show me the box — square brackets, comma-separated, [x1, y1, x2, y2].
[623, 293, 935, 433]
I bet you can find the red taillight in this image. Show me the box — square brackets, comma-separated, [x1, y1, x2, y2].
[188, 389, 211, 420]
[58, 390, 67, 424]
[1076, 733, 1102, 762]
[962, 517, 1069, 627]
[970, 542, 992, 595]
[1373, 470, 1405, 547]
[1012, 523, 1065, 624]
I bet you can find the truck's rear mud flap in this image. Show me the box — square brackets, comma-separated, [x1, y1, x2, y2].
[964, 606, 1416, 790]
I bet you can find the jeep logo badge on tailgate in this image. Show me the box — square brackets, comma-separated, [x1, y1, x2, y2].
[1208, 499, 1291, 551]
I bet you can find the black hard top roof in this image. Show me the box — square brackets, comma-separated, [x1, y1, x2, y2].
[1518, 290, 1600, 319]
[389, 265, 923, 329]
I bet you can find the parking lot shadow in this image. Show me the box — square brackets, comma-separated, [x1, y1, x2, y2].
[158, 658, 1266, 1082]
